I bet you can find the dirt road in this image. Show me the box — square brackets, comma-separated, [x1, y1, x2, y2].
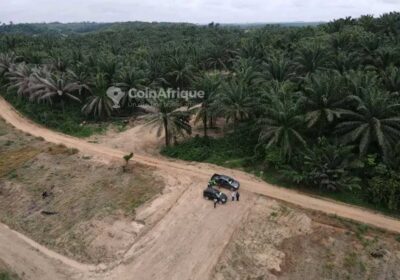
[96, 182, 254, 280]
[1, 96, 400, 280]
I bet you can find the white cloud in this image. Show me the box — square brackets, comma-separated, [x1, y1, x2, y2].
[0, 0, 399, 24]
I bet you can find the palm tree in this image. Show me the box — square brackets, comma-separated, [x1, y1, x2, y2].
[0, 52, 18, 76]
[382, 66, 400, 94]
[214, 79, 255, 128]
[82, 73, 114, 120]
[300, 71, 350, 130]
[359, 33, 380, 65]
[358, 15, 376, 32]
[116, 66, 149, 90]
[232, 57, 259, 87]
[294, 44, 330, 76]
[30, 72, 82, 106]
[369, 47, 399, 70]
[6, 62, 33, 98]
[324, 17, 356, 33]
[67, 67, 91, 95]
[48, 57, 69, 73]
[206, 43, 231, 70]
[257, 91, 306, 161]
[259, 55, 294, 82]
[97, 56, 119, 85]
[115, 66, 150, 108]
[166, 53, 195, 89]
[332, 51, 359, 73]
[344, 69, 380, 97]
[143, 98, 191, 146]
[335, 87, 400, 162]
[192, 72, 221, 136]
[377, 12, 400, 36]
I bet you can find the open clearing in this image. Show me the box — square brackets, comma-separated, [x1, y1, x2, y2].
[1, 97, 400, 280]
[0, 118, 165, 264]
[212, 197, 400, 280]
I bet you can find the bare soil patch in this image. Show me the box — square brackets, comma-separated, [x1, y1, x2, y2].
[0, 118, 165, 264]
[212, 196, 400, 280]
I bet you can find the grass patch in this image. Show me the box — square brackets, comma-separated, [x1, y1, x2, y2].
[0, 260, 19, 280]
[0, 271, 19, 280]
[0, 146, 41, 177]
[343, 251, 365, 273]
[0, 128, 7, 137]
[162, 133, 256, 166]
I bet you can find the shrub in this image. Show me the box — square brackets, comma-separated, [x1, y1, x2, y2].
[367, 171, 400, 211]
[283, 138, 361, 192]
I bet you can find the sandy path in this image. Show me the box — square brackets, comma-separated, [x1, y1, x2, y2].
[1, 96, 400, 280]
[95, 183, 254, 280]
[0, 223, 86, 280]
[89, 120, 164, 156]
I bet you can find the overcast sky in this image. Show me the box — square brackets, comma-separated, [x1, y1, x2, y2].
[1, 0, 399, 24]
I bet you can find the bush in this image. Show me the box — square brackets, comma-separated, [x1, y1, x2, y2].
[367, 171, 400, 211]
[3, 93, 105, 137]
[283, 138, 361, 192]
[162, 131, 257, 166]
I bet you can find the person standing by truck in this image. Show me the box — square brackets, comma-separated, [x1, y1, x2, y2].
[236, 191, 240, 202]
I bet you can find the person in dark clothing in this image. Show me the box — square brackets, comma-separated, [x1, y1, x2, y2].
[236, 191, 240, 201]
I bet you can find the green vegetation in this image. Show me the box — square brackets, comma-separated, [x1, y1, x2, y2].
[162, 130, 256, 167]
[3, 92, 106, 137]
[1, 13, 400, 212]
[0, 271, 18, 280]
[0, 263, 19, 280]
[123, 152, 134, 172]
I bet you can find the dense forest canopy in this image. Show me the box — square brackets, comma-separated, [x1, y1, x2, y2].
[1, 12, 400, 212]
